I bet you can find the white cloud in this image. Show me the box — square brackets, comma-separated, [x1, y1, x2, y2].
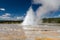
[0, 16, 10, 19]
[0, 13, 24, 20]
[54, 14, 60, 18]
[58, 15, 60, 17]
[0, 13, 11, 20]
[0, 8, 5, 11]
[2, 13, 11, 17]
[16, 16, 24, 20]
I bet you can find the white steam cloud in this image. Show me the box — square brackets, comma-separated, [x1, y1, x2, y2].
[33, 0, 60, 18]
[22, 0, 60, 25]
[22, 7, 37, 25]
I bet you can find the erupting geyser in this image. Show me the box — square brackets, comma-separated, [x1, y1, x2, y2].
[22, 7, 37, 25]
[21, 0, 60, 40]
[22, 0, 60, 25]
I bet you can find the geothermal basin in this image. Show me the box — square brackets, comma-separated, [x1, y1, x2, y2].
[22, 23, 60, 40]
[0, 24, 60, 40]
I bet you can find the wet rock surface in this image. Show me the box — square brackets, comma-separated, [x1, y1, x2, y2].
[0, 24, 26, 40]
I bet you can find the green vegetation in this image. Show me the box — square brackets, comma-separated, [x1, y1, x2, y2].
[0, 18, 60, 24]
[0, 20, 23, 24]
[43, 18, 60, 23]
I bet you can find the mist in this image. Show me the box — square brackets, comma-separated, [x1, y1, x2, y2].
[33, 0, 60, 18]
[22, 0, 60, 25]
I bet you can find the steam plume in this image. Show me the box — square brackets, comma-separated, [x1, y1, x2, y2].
[22, 0, 60, 25]
[33, 0, 60, 18]
[22, 7, 37, 25]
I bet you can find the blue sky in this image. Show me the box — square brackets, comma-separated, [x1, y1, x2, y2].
[0, 0, 60, 20]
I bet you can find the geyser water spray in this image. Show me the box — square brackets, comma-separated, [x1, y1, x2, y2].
[21, 0, 60, 40]
[21, 6, 37, 25]
[22, 0, 60, 25]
